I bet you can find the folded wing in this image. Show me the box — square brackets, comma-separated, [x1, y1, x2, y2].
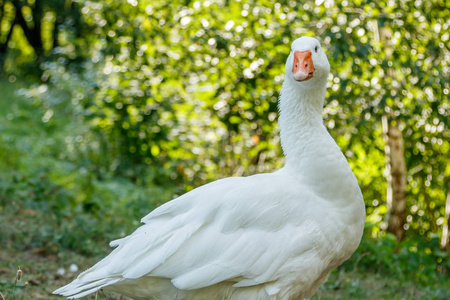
[55, 170, 318, 298]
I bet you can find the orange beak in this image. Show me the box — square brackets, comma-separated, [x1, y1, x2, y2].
[292, 50, 315, 81]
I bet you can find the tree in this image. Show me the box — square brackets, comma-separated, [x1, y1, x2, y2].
[442, 190, 450, 251]
[0, 0, 16, 69]
[0, 0, 84, 74]
[383, 118, 407, 241]
[314, 0, 449, 243]
[23, 0, 450, 247]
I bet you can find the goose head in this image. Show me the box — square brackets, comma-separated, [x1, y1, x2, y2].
[285, 36, 330, 91]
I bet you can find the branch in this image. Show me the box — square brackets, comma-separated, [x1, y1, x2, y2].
[0, 1, 4, 28]
[0, 13, 17, 52]
[11, 0, 43, 54]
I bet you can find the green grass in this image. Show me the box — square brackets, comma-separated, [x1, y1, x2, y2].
[313, 270, 449, 300]
[0, 77, 449, 299]
[0, 77, 172, 253]
[0, 242, 129, 299]
[0, 77, 174, 299]
[1, 215, 448, 300]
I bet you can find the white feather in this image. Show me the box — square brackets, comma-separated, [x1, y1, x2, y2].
[54, 36, 365, 300]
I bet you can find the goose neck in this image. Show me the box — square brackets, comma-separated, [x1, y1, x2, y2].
[278, 82, 326, 161]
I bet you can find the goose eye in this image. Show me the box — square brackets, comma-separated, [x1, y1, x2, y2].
[314, 46, 318, 53]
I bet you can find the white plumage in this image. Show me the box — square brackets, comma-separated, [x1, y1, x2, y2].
[54, 36, 366, 300]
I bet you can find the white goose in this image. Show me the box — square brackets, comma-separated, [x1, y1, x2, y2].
[54, 36, 365, 300]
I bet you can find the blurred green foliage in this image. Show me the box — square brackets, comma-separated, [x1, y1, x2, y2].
[0, 0, 449, 290]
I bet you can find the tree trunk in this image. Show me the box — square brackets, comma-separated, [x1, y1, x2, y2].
[441, 189, 450, 251]
[0, 2, 17, 72]
[383, 117, 407, 241]
[12, 0, 44, 56]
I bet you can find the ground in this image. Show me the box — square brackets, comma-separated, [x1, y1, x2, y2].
[1, 246, 448, 300]
[0, 197, 449, 300]
[0, 248, 129, 300]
